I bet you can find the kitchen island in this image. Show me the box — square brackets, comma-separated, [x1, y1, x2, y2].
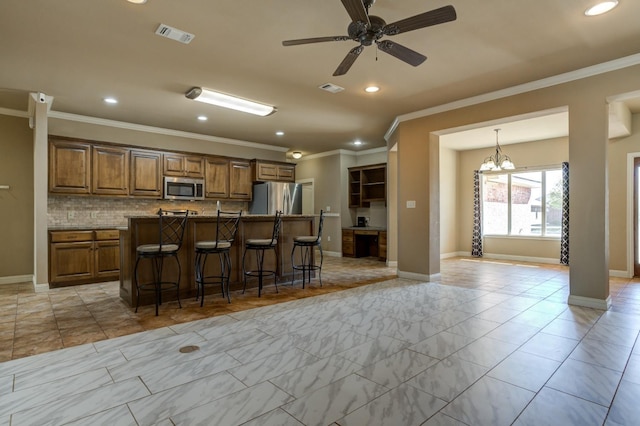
[119, 214, 315, 307]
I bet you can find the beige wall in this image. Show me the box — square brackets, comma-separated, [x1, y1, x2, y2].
[608, 113, 640, 272]
[395, 64, 640, 304]
[0, 115, 34, 278]
[440, 146, 458, 256]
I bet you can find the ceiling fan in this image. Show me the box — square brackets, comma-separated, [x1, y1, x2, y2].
[282, 0, 457, 76]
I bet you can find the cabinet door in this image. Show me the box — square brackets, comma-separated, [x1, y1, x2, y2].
[277, 165, 295, 182]
[163, 154, 185, 176]
[92, 146, 129, 195]
[378, 231, 387, 261]
[205, 157, 230, 199]
[49, 139, 91, 194]
[230, 160, 252, 200]
[342, 229, 355, 257]
[50, 241, 94, 283]
[95, 240, 121, 279]
[257, 162, 278, 180]
[184, 156, 205, 178]
[130, 149, 162, 197]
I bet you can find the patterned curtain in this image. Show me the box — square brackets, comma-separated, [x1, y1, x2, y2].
[560, 162, 570, 265]
[471, 170, 483, 257]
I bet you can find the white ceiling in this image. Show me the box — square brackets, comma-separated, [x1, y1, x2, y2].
[1, 0, 640, 155]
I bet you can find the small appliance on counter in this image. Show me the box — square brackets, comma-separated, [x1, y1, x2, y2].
[357, 216, 369, 227]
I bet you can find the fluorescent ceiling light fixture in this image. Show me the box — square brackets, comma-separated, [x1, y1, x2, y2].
[365, 86, 380, 93]
[275, 131, 285, 136]
[197, 115, 208, 121]
[292, 151, 302, 159]
[103, 97, 118, 104]
[185, 87, 276, 116]
[585, 1, 618, 16]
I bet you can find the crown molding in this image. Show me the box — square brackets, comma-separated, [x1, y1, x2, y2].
[0, 107, 29, 118]
[384, 52, 640, 142]
[47, 111, 289, 152]
[297, 146, 387, 161]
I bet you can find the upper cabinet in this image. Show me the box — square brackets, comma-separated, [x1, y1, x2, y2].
[205, 157, 230, 199]
[348, 163, 386, 207]
[49, 138, 91, 194]
[163, 153, 204, 178]
[229, 160, 252, 200]
[129, 149, 162, 197]
[252, 160, 295, 182]
[92, 145, 129, 196]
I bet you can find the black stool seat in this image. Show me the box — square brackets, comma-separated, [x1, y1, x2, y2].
[242, 211, 282, 297]
[194, 210, 242, 306]
[291, 210, 324, 288]
[134, 209, 189, 316]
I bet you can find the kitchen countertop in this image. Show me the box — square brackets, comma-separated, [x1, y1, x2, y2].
[344, 226, 387, 231]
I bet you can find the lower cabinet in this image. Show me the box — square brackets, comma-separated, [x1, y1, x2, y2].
[341, 228, 386, 261]
[49, 229, 120, 287]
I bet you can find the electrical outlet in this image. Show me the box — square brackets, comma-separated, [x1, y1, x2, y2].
[327, 236, 331, 242]
[67, 211, 75, 219]
[90, 212, 98, 219]
[406, 200, 416, 208]
[326, 206, 331, 212]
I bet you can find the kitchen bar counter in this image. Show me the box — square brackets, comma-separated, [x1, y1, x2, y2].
[119, 215, 315, 306]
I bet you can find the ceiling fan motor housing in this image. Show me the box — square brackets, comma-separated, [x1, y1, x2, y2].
[348, 15, 386, 46]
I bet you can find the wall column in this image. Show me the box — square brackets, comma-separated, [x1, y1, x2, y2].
[567, 99, 610, 309]
[32, 94, 49, 291]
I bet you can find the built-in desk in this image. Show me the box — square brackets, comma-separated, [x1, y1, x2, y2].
[342, 227, 387, 261]
[119, 215, 314, 306]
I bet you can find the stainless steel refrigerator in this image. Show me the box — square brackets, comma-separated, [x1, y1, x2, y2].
[249, 182, 302, 215]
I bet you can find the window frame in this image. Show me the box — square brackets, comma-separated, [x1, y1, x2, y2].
[480, 165, 562, 239]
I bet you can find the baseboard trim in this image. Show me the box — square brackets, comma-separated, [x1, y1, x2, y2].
[568, 294, 611, 310]
[397, 270, 437, 282]
[387, 260, 398, 268]
[609, 269, 632, 278]
[0, 274, 33, 285]
[321, 250, 342, 258]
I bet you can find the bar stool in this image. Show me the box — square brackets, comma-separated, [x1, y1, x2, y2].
[291, 210, 324, 288]
[194, 210, 242, 306]
[134, 209, 189, 316]
[242, 211, 282, 297]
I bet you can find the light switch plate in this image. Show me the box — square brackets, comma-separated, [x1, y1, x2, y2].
[406, 200, 416, 208]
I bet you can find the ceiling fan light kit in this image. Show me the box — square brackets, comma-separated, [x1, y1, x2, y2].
[282, 0, 457, 76]
[185, 87, 276, 116]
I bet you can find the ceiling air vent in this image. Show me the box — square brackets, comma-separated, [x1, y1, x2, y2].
[318, 83, 344, 94]
[155, 24, 195, 44]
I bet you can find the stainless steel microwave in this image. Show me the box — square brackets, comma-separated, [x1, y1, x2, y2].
[163, 176, 204, 200]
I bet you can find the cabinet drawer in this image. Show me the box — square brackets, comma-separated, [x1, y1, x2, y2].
[354, 230, 378, 236]
[50, 231, 93, 243]
[95, 230, 120, 240]
[342, 241, 354, 255]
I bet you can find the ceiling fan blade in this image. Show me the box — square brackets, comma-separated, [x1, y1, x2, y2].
[283, 36, 351, 46]
[377, 40, 426, 66]
[384, 5, 457, 36]
[333, 45, 364, 76]
[341, 0, 370, 26]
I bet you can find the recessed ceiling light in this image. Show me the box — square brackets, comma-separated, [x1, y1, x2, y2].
[275, 131, 285, 136]
[197, 115, 208, 121]
[365, 86, 380, 93]
[585, 1, 618, 16]
[353, 140, 363, 146]
[103, 97, 118, 104]
[127, 0, 147, 4]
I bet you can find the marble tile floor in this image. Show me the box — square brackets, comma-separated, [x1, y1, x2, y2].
[2, 258, 640, 425]
[0, 256, 397, 362]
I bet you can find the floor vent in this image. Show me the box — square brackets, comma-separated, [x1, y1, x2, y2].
[318, 83, 344, 94]
[155, 24, 195, 44]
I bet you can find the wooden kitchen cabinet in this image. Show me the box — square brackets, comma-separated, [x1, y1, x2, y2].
[129, 149, 162, 197]
[342, 229, 355, 257]
[50, 229, 120, 287]
[49, 139, 91, 194]
[252, 160, 295, 182]
[378, 231, 387, 261]
[348, 163, 386, 207]
[205, 157, 230, 199]
[163, 153, 204, 178]
[92, 145, 129, 195]
[229, 159, 252, 200]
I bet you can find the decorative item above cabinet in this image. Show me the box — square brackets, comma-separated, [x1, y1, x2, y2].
[251, 159, 295, 182]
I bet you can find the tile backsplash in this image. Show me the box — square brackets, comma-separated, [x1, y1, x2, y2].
[48, 195, 247, 228]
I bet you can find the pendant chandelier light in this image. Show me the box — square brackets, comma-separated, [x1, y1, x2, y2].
[480, 129, 515, 171]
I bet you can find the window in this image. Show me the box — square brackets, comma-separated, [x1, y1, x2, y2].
[481, 168, 562, 237]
